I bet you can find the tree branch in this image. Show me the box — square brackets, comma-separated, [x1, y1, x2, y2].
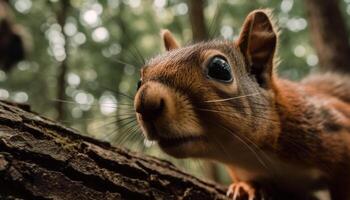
[304, 0, 350, 73]
[0, 101, 228, 199]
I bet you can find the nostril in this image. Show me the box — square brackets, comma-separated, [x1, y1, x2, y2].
[156, 98, 165, 114]
[138, 97, 165, 121]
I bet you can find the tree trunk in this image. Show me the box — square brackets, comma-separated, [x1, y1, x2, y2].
[188, 0, 208, 42]
[55, 0, 70, 121]
[0, 100, 228, 200]
[0, 0, 25, 72]
[304, 0, 350, 73]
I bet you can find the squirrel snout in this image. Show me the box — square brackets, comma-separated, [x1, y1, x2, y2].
[135, 84, 166, 121]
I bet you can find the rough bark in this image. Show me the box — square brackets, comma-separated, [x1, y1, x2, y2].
[188, 0, 208, 41]
[0, 100, 228, 200]
[304, 0, 350, 73]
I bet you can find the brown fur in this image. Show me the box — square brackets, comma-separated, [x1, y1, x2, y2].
[134, 9, 350, 200]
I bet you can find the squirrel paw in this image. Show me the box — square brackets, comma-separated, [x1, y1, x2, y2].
[227, 182, 256, 200]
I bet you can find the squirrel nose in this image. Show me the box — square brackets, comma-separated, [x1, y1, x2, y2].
[135, 88, 165, 121]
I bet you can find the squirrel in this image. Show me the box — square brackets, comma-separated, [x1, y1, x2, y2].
[133, 9, 350, 200]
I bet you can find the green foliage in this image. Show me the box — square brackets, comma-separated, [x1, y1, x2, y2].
[1, 0, 350, 183]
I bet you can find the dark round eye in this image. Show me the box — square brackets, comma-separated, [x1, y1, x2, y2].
[206, 56, 233, 82]
[137, 80, 142, 91]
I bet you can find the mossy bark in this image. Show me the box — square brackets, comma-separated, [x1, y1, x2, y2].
[0, 101, 228, 200]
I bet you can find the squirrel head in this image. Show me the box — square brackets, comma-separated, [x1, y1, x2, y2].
[134, 10, 280, 163]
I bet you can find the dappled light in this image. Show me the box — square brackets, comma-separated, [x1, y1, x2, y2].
[1, 1, 350, 199]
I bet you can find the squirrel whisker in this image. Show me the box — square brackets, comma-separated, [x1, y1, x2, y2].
[89, 116, 137, 133]
[195, 108, 279, 123]
[103, 118, 138, 141]
[99, 85, 135, 101]
[51, 98, 134, 109]
[204, 93, 261, 103]
[201, 103, 277, 112]
[114, 122, 141, 145]
[111, 57, 137, 67]
[216, 122, 271, 172]
[58, 113, 136, 124]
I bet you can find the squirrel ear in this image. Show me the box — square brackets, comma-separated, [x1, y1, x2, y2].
[161, 29, 179, 51]
[236, 9, 277, 88]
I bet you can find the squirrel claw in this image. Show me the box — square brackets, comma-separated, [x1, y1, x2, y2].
[227, 182, 256, 200]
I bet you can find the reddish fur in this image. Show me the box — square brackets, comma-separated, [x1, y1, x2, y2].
[134, 9, 350, 200]
[272, 77, 350, 199]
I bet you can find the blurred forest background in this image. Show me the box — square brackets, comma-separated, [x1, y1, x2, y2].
[1, 0, 350, 185]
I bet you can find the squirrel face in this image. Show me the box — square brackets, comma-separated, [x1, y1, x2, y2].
[134, 10, 280, 163]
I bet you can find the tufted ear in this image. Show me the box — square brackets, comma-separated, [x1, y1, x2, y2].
[161, 29, 179, 51]
[236, 9, 277, 88]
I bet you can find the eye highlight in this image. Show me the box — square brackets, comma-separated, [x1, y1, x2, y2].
[206, 56, 233, 83]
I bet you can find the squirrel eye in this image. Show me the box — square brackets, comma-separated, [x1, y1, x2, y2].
[206, 56, 233, 82]
[137, 80, 142, 91]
